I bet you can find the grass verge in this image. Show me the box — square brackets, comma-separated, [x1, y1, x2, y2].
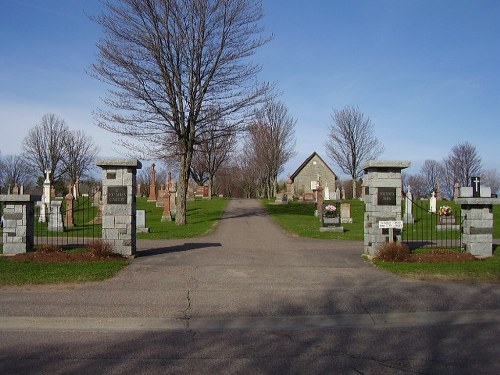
[262, 199, 364, 240]
[136, 197, 229, 239]
[0, 252, 128, 286]
[373, 245, 500, 282]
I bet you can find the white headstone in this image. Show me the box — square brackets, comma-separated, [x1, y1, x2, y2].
[324, 183, 330, 200]
[429, 191, 437, 213]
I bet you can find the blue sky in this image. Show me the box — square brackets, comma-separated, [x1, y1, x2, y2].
[1, 0, 499, 179]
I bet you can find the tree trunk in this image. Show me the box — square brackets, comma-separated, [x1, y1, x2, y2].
[207, 175, 213, 200]
[352, 178, 357, 199]
[176, 147, 193, 225]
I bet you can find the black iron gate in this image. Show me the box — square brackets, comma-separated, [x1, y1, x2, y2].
[35, 188, 102, 249]
[402, 197, 463, 251]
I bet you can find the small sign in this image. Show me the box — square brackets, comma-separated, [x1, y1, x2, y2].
[378, 187, 396, 206]
[107, 186, 127, 204]
[379, 220, 403, 229]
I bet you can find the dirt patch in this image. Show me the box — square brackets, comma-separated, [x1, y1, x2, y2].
[405, 252, 477, 263]
[5, 250, 126, 264]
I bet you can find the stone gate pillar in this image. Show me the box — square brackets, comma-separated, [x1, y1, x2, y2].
[362, 160, 411, 256]
[0, 194, 38, 254]
[96, 158, 142, 257]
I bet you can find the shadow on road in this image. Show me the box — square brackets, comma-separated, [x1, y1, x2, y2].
[136, 242, 222, 257]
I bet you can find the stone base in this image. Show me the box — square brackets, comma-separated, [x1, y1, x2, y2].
[161, 214, 172, 222]
[402, 215, 414, 224]
[436, 224, 460, 231]
[341, 218, 353, 224]
[320, 226, 344, 233]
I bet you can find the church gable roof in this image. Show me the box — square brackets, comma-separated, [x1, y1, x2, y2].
[290, 151, 337, 182]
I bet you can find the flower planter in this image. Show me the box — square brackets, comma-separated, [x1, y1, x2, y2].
[439, 216, 456, 225]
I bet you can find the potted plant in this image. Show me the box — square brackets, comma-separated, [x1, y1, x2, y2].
[438, 205, 455, 224]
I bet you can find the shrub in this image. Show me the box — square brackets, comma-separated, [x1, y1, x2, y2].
[374, 242, 411, 262]
[88, 240, 114, 256]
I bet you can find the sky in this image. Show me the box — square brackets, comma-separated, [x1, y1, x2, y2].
[1, 0, 499, 180]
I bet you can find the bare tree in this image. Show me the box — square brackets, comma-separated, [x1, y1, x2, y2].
[443, 141, 482, 196]
[191, 117, 237, 199]
[22, 113, 70, 182]
[419, 159, 445, 196]
[62, 130, 100, 189]
[1, 155, 32, 192]
[91, 0, 270, 224]
[244, 100, 296, 198]
[325, 105, 384, 198]
[482, 168, 500, 196]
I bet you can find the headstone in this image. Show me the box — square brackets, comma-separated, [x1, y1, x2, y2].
[403, 185, 414, 224]
[136, 209, 150, 232]
[38, 196, 48, 223]
[341, 186, 346, 200]
[187, 185, 195, 201]
[48, 200, 65, 232]
[286, 176, 294, 198]
[435, 184, 441, 201]
[454, 182, 460, 199]
[64, 186, 74, 228]
[161, 173, 172, 221]
[196, 185, 204, 198]
[12, 183, 19, 195]
[148, 163, 157, 201]
[324, 183, 330, 200]
[336, 187, 341, 200]
[429, 191, 437, 213]
[340, 203, 352, 223]
[275, 193, 284, 204]
[316, 181, 324, 217]
[169, 180, 177, 215]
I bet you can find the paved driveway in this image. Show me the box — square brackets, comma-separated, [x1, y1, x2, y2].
[1, 199, 499, 374]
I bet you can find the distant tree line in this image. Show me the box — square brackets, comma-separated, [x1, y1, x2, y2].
[0, 113, 99, 195]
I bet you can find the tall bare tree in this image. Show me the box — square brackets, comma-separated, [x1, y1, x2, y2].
[22, 113, 69, 182]
[245, 100, 296, 198]
[62, 130, 100, 189]
[191, 117, 237, 199]
[1, 155, 32, 192]
[419, 159, 445, 195]
[443, 141, 482, 196]
[91, 0, 270, 224]
[482, 168, 500, 196]
[325, 105, 384, 198]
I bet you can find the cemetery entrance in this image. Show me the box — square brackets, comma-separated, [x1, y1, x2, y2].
[402, 196, 463, 251]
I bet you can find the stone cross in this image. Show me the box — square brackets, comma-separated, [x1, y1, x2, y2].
[471, 176, 481, 197]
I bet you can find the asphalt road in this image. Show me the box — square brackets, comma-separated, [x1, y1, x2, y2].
[1, 199, 499, 374]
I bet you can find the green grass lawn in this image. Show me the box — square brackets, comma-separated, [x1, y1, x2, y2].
[0, 251, 129, 286]
[136, 197, 229, 239]
[262, 199, 364, 240]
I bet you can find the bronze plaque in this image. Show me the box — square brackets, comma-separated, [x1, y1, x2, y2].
[378, 187, 396, 206]
[107, 186, 127, 204]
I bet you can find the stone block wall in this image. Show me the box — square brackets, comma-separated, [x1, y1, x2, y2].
[362, 161, 410, 256]
[0, 195, 37, 254]
[456, 197, 500, 257]
[96, 159, 142, 257]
